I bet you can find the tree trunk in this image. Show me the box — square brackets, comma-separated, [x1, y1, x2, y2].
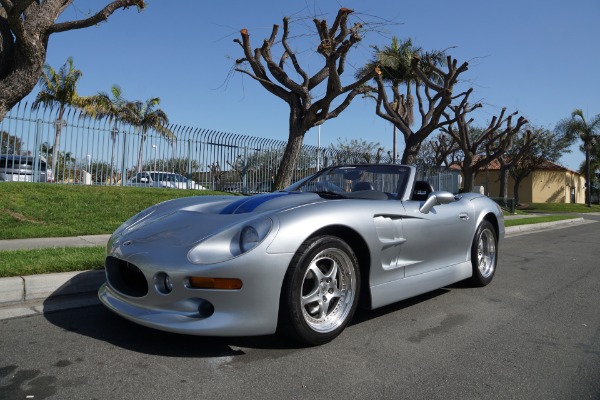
[400, 135, 421, 165]
[499, 164, 508, 199]
[50, 107, 65, 176]
[136, 131, 145, 173]
[273, 113, 306, 190]
[461, 166, 475, 193]
[0, 45, 47, 122]
[585, 143, 591, 207]
[513, 176, 524, 206]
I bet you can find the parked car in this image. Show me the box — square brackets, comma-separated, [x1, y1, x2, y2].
[99, 164, 503, 345]
[126, 171, 205, 190]
[0, 154, 54, 183]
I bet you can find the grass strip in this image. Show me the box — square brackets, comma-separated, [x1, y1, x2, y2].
[0, 246, 105, 277]
[504, 215, 580, 227]
[518, 203, 600, 213]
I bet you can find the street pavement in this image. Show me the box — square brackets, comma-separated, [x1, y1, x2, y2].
[0, 215, 596, 320]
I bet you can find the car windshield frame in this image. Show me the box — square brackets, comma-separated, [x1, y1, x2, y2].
[285, 164, 414, 200]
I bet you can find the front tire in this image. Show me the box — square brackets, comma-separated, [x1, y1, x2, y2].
[279, 235, 360, 345]
[469, 220, 498, 286]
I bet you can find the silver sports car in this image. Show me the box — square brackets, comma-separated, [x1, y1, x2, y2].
[99, 164, 503, 345]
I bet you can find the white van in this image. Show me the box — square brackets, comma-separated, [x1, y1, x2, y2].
[0, 154, 54, 183]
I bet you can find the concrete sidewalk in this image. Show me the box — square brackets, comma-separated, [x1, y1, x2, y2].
[0, 234, 111, 251]
[0, 217, 591, 320]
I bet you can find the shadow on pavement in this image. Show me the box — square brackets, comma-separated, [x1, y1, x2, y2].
[42, 277, 451, 356]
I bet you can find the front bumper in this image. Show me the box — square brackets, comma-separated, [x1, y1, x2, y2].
[98, 250, 294, 337]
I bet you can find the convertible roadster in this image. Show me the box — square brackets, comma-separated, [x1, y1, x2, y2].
[99, 164, 503, 345]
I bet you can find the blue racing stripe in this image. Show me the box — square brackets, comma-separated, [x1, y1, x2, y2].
[220, 192, 295, 214]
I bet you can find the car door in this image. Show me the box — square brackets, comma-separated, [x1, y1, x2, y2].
[399, 196, 475, 277]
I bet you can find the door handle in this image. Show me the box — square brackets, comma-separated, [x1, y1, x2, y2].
[459, 213, 469, 221]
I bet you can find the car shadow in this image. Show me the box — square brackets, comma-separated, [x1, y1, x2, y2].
[43, 276, 452, 356]
[351, 288, 450, 326]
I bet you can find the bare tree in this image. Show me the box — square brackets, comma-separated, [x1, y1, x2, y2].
[429, 132, 461, 167]
[440, 97, 528, 192]
[234, 8, 374, 189]
[0, 0, 146, 121]
[497, 129, 535, 199]
[372, 55, 470, 164]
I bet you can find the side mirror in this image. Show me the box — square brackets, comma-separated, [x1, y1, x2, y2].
[419, 191, 456, 214]
[140, 177, 148, 183]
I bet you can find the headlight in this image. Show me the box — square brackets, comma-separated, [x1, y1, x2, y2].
[188, 217, 273, 264]
[240, 226, 260, 253]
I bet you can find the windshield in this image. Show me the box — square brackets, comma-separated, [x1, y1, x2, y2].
[287, 165, 412, 200]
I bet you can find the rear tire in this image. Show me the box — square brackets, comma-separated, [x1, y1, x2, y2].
[469, 221, 498, 287]
[278, 235, 360, 345]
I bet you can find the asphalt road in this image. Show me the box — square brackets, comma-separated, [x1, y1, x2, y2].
[1, 220, 599, 400]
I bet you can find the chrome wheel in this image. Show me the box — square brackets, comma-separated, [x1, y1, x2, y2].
[279, 235, 360, 345]
[300, 247, 357, 333]
[477, 227, 497, 279]
[470, 221, 498, 286]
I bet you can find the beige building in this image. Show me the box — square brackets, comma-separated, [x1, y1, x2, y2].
[472, 159, 586, 204]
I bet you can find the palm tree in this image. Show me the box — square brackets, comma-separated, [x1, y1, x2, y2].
[129, 98, 173, 173]
[357, 37, 446, 160]
[32, 57, 83, 176]
[556, 109, 600, 206]
[80, 85, 137, 184]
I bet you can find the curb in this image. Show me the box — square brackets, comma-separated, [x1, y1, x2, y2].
[505, 217, 586, 235]
[0, 270, 105, 305]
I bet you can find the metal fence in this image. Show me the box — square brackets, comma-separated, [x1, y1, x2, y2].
[1, 103, 465, 195]
[1, 103, 399, 193]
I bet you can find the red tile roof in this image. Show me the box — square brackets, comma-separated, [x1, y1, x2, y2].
[450, 157, 581, 175]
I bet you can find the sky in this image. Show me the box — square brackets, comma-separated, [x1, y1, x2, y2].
[21, 0, 600, 171]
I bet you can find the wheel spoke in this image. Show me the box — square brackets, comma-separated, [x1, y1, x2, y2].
[317, 300, 328, 319]
[307, 263, 325, 282]
[323, 261, 339, 281]
[301, 285, 320, 307]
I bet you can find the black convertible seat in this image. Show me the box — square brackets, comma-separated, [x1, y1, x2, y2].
[412, 180, 434, 201]
[352, 181, 374, 191]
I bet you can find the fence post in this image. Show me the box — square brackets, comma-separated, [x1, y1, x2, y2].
[33, 119, 42, 182]
[120, 129, 127, 186]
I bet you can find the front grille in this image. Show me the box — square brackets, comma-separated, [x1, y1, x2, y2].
[105, 256, 149, 297]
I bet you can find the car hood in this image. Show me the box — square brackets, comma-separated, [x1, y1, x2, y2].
[109, 192, 326, 251]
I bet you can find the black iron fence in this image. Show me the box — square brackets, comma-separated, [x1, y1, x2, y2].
[1, 103, 394, 193]
[1, 103, 467, 195]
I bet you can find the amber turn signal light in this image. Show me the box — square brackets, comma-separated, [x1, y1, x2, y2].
[188, 277, 243, 290]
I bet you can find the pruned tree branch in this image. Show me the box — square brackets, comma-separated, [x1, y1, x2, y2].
[233, 8, 375, 189]
[0, 0, 147, 121]
[49, 0, 146, 33]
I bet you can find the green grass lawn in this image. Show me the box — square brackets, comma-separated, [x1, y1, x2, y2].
[0, 182, 231, 240]
[518, 202, 600, 213]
